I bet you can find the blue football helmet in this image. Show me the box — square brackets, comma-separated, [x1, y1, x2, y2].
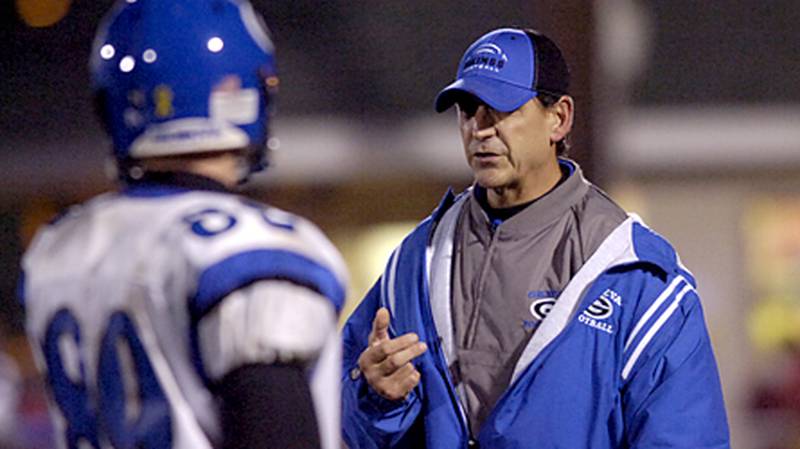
[90, 0, 278, 178]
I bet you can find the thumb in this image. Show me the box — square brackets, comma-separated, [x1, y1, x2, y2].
[369, 307, 391, 345]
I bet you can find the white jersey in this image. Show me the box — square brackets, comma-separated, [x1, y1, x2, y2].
[21, 181, 348, 449]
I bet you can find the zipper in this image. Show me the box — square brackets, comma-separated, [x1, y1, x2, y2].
[463, 220, 501, 348]
[421, 241, 474, 447]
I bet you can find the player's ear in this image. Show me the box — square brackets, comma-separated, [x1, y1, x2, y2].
[549, 95, 574, 144]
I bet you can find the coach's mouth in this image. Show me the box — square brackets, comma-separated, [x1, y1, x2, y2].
[472, 151, 503, 165]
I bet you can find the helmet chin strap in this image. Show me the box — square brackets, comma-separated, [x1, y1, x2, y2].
[236, 152, 255, 185]
[107, 156, 145, 184]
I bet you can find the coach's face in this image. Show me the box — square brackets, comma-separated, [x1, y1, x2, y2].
[457, 95, 572, 206]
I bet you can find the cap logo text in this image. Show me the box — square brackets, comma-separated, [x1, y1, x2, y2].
[463, 43, 508, 74]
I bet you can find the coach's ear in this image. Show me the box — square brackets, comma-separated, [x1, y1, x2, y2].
[549, 95, 574, 145]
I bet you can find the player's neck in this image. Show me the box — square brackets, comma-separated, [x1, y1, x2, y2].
[139, 151, 247, 188]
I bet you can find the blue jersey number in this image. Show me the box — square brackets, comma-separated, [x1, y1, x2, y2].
[43, 310, 100, 449]
[43, 309, 172, 449]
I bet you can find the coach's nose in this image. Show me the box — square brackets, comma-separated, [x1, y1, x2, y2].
[471, 105, 497, 140]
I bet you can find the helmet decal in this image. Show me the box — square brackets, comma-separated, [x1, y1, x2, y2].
[153, 85, 175, 119]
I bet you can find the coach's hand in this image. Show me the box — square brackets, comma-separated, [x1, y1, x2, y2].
[357, 307, 428, 401]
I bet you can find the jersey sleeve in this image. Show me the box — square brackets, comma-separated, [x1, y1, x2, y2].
[198, 280, 337, 382]
[175, 199, 348, 385]
[179, 201, 348, 320]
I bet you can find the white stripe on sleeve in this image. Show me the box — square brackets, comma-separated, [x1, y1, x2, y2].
[621, 283, 694, 380]
[624, 276, 685, 351]
[385, 247, 400, 318]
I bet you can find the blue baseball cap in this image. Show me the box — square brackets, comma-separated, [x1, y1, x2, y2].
[435, 28, 570, 113]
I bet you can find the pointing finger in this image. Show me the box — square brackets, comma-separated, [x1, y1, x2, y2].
[369, 307, 391, 345]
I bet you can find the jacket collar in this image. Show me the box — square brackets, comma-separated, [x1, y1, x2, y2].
[427, 186, 685, 280]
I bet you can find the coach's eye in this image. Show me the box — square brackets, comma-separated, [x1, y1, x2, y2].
[456, 97, 482, 118]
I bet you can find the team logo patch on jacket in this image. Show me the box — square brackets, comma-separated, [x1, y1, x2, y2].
[523, 298, 556, 330]
[578, 289, 621, 334]
[529, 297, 557, 321]
[584, 297, 613, 320]
[523, 291, 560, 330]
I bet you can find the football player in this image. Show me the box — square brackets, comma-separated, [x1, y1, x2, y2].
[20, 1, 347, 448]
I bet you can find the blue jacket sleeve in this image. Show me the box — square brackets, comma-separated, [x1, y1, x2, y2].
[341, 280, 423, 449]
[622, 289, 730, 448]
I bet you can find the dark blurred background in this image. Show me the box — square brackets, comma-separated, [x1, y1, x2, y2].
[1, 1, 800, 447]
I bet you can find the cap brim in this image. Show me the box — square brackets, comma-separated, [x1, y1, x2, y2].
[434, 76, 536, 113]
